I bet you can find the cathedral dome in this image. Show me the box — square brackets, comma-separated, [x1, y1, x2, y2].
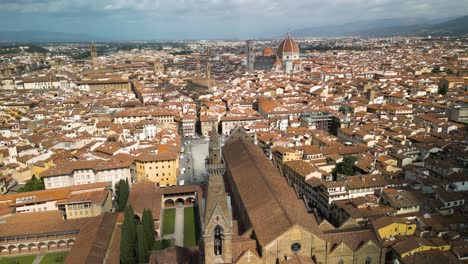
[262, 47, 274, 56]
[277, 33, 299, 57]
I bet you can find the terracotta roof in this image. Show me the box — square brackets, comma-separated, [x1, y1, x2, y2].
[223, 137, 321, 247]
[65, 213, 118, 264]
[0, 211, 92, 238]
[56, 189, 110, 206]
[323, 228, 381, 252]
[262, 47, 275, 56]
[40, 158, 132, 178]
[127, 179, 162, 220]
[277, 33, 300, 55]
[0, 182, 111, 206]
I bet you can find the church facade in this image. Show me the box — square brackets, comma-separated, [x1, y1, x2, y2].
[202, 131, 386, 264]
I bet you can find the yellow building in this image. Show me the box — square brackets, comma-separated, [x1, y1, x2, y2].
[371, 216, 416, 240]
[392, 236, 450, 259]
[271, 146, 302, 170]
[59, 189, 112, 219]
[31, 159, 54, 178]
[134, 148, 179, 187]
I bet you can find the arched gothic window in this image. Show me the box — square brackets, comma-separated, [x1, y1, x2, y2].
[365, 257, 371, 264]
[214, 225, 223, 255]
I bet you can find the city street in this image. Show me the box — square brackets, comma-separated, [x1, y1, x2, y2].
[178, 137, 209, 185]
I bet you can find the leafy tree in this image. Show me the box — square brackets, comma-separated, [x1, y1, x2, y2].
[136, 223, 149, 263]
[332, 156, 357, 177]
[116, 179, 130, 212]
[17, 175, 45, 192]
[338, 105, 348, 114]
[438, 79, 449, 95]
[431, 65, 441, 73]
[120, 205, 137, 264]
[142, 209, 155, 249]
[107, 136, 117, 142]
[445, 69, 453, 74]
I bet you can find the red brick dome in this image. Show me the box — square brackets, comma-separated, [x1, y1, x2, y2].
[262, 47, 274, 56]
[277, 33, 299, 56]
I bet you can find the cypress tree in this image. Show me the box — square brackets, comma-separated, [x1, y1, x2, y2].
[118, 179, 130, 211]
[142, 209, 155, 249]
[120, 205, 137, 264]
[136, 223, 149, 264]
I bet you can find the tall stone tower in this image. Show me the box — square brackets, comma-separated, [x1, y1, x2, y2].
[196, 56, 202, 78]
[90, 43, 98, 68]
[208, 126, 222, 166]
[246, 40, 255, 71]
[203, 128, 232, 263]
[205, 63, 211, 80]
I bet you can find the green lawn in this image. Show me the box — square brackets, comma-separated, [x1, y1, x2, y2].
[0, 255, 37, 264]
[184, 207, 200, 247]
[40, 252, 68, 264]
[162, 208, 176, 235]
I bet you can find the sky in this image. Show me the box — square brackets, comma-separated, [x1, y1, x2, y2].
[1, 0, 468, 40]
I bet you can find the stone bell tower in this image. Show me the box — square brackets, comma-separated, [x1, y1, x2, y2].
[90, 43, 98, 69]
[246, 40, 255, 71]
[203, 127, 232, 263]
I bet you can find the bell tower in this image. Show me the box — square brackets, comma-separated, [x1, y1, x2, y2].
[90, 43, 98, 69]
[246, 40, 255, 71]
[208, 125, 222, 166]
[203, 126, 232, 263]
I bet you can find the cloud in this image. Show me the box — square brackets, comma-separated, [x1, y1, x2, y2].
[1, 0, 467, 39]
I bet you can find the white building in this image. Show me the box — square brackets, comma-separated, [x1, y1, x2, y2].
[41, 159, 132, 191]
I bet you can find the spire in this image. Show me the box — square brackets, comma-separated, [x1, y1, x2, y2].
[209, 123, 220, 151]
[207, 122, 223, 170]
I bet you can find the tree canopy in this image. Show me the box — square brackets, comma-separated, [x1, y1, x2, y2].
[142, 209, 156, 250]
[438, 79, 449, 95]
[17, 175, 45, 193]
[136, 223, 149, 263]
[116, 179, 130, 212]
[332, 155, 357, 177]
[120, 205, 137, 264]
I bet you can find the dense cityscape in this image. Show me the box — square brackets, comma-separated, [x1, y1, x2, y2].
[0, 5, 468, 264]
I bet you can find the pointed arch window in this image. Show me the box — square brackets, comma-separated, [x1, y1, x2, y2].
[214, 225, 223, 255]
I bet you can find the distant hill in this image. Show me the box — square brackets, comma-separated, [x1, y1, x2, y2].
[0, 44, 49, 54]
[292, 15, 468, 37]
[421, 15, 468, 36]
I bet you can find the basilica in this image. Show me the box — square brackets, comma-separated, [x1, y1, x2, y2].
[247, 33, 303, 73]
[201, 130, 385, 264]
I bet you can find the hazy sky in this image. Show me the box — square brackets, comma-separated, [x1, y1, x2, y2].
[1, 0, 467, 40]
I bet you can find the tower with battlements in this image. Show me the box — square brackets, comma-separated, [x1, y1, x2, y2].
[203, 126, 232, 263]
[90, 43, 98, 68]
